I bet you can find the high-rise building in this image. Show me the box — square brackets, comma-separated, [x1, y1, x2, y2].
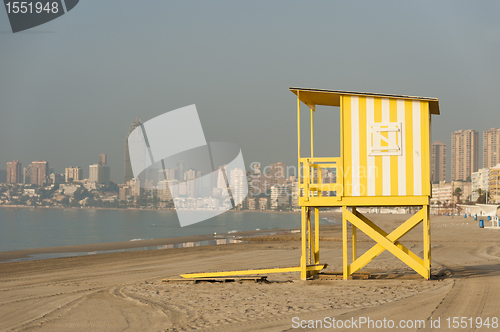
[177, 161, 185, 181]
[142, 167, 160, 189]
[178, 182, 187, 196]
[65, 167, 83, 182]
[158, 179, 178, 201]
[451, 129, 478, 181]
[431, 141, 447, 183]
[230, 168, 247, 207]
[164, 168, 176, 182]
[89, 164, 110, 185]
[99, 153, 107, 166]
[483, 128, 500, 169]
[208, 170, 216, 197]
[471, 168, 490, 202]
[23, 165, 31, 184]
[6, 160, 22, 184]
[259, 197, 268, 211]
[490, 164, 500, 204]
[256, 162, 287, 195]
[217, 165, 228, 190]
[248, 163, 262, 196]
[270, 184, 288, 210]
[184, 169, 198, 198]
[129, 177, 141, 197]
[124, 118, 142, 184]
[430, 181, 453, 207]
[249, 172, 266, 196]
[252, 163, 261, 175]
[247, 198, 256, 210]
[119, 186, 132, 201]
[268, 162, 286, 186]
[30, 161, 49, 187]
[291, 181, 299, 207]
[49, 173, 64, 184]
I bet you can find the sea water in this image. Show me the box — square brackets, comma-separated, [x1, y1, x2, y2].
[0, 208, 309, 252]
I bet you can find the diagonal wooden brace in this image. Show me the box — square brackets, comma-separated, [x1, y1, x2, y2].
[344, 209, 429, 279]
[349, 209, 424, 273]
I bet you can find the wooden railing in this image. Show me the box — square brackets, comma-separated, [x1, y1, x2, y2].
[299, 157, 342, 202]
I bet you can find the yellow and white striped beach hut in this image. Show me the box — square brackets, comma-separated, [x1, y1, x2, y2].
[290, 87, 440, 280]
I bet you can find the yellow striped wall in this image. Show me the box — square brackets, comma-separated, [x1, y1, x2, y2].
[341, 95, 430, 197]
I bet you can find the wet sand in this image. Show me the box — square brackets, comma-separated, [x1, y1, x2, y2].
[1, 213, 499, 331]
[0, 228, 298, 262]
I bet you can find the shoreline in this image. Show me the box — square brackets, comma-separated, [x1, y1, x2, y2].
[0, 210, 342, 262]
[0, 204, 303, 214]
[0, 227, 302, 262]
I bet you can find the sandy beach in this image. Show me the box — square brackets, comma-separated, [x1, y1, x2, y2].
[1, 213, 499, 331]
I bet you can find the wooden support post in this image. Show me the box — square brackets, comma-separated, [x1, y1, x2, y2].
[297, 94, 301, 165]
[317, 167, 322, 197]
[301, 207, 307, 280]
[423, 204, 431, 279]
[304, 160, 310, 202]
[314, 207, 320, 264]
[310, 107, 314, 159]
[428, 205, 432, 268]
[352, 207, 357, 262]
[342, 205, 349, 280]
[308, 207, 313, 265]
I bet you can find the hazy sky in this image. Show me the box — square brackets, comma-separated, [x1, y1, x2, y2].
[1, 1, 499, 182]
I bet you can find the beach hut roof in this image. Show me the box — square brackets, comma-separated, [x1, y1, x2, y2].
[290, 87, 440, 115]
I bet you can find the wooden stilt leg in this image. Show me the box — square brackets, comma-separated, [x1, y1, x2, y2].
[307, 207, 314, 264]
[342, 206, 349, 280]
[314, 207, 319, 264]
[352, 207, 357, 262]
[301, 207, 307, 280]
[423, 204, 431, 279]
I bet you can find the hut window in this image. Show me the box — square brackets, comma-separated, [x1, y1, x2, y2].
[368, 122, 402, 156]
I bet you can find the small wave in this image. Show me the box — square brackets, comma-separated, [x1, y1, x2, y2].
[228, 230, 238, 234]
[130, 239, 143, 241]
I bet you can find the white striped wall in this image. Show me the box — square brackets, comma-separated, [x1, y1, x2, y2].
[343, 96, 429, 197]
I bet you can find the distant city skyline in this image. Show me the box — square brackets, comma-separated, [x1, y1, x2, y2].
[1, 2, 500, 183]
[3, 126, 500, 185]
